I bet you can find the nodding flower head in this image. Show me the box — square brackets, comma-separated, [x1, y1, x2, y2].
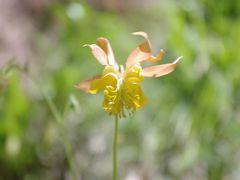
[76, 32, 182, 118]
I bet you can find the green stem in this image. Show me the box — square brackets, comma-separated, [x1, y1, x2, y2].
[23, 73, 77, 180]
[43, 92, 77, 180]
[113, 116, 119, 180]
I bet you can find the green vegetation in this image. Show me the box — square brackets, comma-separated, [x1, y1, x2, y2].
[0, 0, 239, 179]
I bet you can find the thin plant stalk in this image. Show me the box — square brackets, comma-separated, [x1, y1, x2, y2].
[113, 115, 119, 180]
[44, 92, 77, 180]
[24, 73, 77, 180]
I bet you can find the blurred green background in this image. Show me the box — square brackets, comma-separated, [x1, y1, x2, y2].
[0, 0, 240, 179]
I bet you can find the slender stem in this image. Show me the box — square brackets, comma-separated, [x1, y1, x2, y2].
[113, 116, 119, 180]
[23, 73, 77, 180]
[44, 93, 77, 180]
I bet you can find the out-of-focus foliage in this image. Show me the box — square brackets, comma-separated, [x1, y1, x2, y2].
[0, 0, 240, 179]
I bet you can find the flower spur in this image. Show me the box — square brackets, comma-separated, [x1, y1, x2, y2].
[76, 32, 181, 118]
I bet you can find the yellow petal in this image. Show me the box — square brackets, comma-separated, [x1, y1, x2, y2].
[124, 64, 144, 83]
[101, 72, 118, 88]
[123, 83, 147, 109]
[75, 75, 101, 93]
[89, 78, 104, 94]
[143, 56, 182, 77]
[97, 37, 119, 71]
[90, 66, 118, 94]
[102, 65, 119, 77]
[83, 44, 108, 65]
[125, 32, 152, 68]
[122, 64, 147, 112]
[101, 65, 147, 118]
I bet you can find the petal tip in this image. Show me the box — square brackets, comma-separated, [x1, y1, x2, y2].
[75, 84, 86, 91]
[97, 37, 106, 41]
[75, 85, 82, 90]
[83, 44, 90, 48]
[173, 56, 182, 64]
[132, 31, 148, 38]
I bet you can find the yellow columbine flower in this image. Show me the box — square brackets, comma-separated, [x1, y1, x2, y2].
[76, 32, 181, 118]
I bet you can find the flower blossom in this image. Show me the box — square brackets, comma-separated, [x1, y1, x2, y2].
[76, 32, 181, 118]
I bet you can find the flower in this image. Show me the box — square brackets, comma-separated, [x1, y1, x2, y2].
[76, 32, 181, 118]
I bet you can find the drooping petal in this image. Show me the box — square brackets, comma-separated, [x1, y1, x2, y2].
[97, 37, 119, 71]
[126, 32, 152, 68]
[143, 56, 182, 77]
[83, 44, 108, 65]
[75, 75, 101, 93]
